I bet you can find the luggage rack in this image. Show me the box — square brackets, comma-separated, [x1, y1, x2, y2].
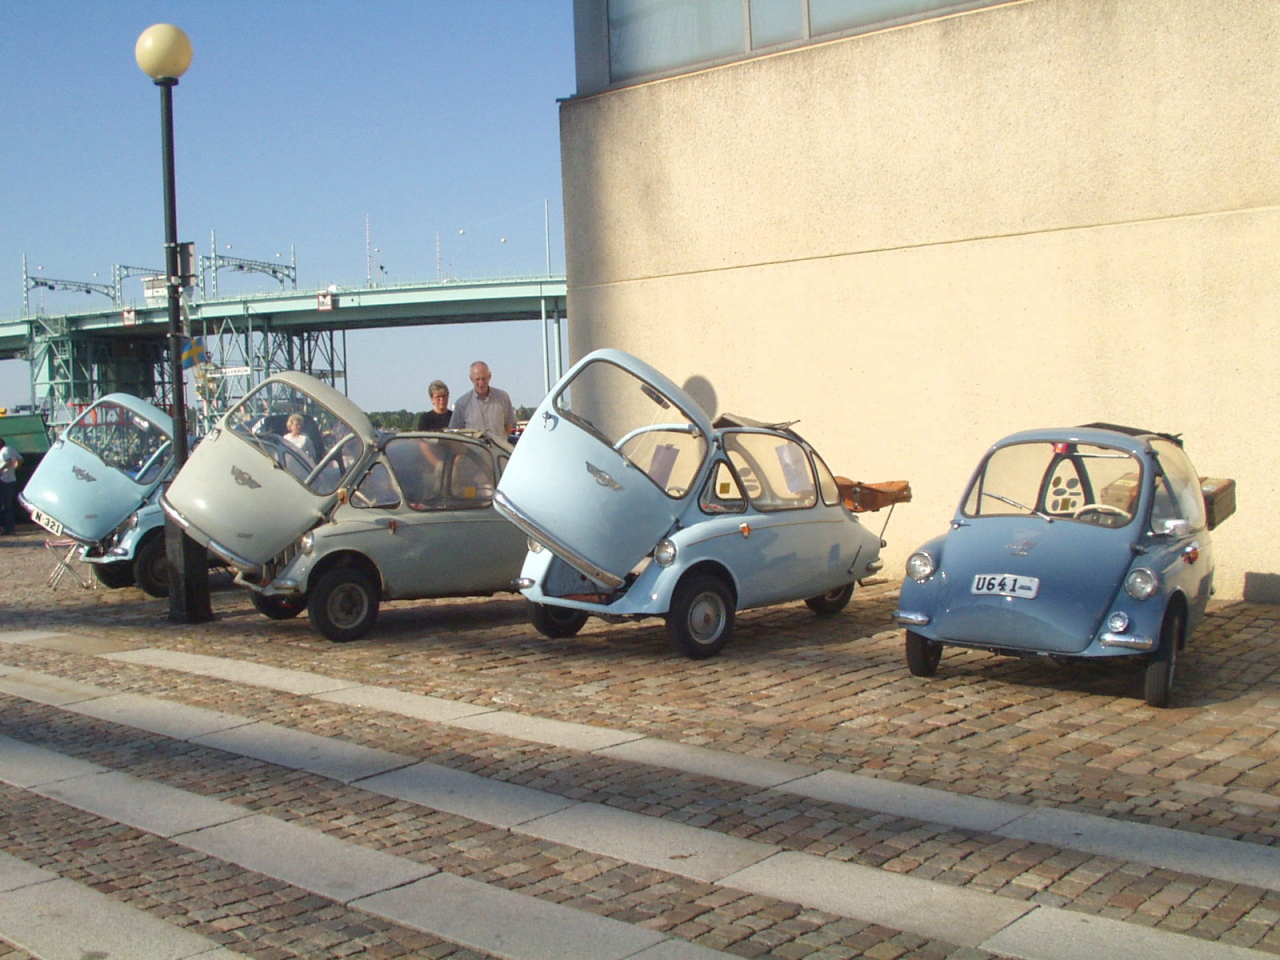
[45, 537, 95, 590]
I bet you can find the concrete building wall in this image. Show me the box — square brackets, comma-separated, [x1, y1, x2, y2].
[559, 0, 1279, 601]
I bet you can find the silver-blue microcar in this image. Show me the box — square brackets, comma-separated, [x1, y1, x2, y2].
[19, 393, 175, 595]
[893, 424, 1234, 707]
[495, 349, 891, 659]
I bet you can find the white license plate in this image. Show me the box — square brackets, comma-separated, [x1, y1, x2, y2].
[28, 507, 64, 538]
[971, 574, 1039, 598]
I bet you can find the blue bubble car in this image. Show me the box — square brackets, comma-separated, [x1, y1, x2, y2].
[893, 424, 1234, 707]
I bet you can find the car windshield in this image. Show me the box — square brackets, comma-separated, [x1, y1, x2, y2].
[384, 436, 497, 511]
[225, 380, 364, 496]
[962, 441, 1142, 527]
[64, 400, 171, 485]
[553, 358, 707, 498]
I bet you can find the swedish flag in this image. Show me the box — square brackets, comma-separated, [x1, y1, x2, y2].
[180, 337, 209, 370]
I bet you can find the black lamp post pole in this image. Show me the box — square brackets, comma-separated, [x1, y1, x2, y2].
[156, 75, 212, 624]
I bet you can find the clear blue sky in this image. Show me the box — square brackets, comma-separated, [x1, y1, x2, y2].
[0, 0, 574, 414]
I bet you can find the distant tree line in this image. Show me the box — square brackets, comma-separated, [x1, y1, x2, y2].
[367, 405, 536, 432]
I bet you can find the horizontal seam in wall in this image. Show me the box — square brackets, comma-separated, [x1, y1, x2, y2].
[571, 203, 1279, 291]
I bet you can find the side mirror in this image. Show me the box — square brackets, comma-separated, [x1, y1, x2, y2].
[1157, 518, 1190, 538]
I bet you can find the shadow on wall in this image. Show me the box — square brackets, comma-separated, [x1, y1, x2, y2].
[682, 375, 718, 421]
[1244, 573, 1280, 603]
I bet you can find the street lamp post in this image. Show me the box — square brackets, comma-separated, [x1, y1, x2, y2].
[136, 24, 212, 624]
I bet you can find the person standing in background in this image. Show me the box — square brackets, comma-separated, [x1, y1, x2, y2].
[416, 381, 452, 431]
[450, 362, 515, 440]
[0, 436, 22, 535]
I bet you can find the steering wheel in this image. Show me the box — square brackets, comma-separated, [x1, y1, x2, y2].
[1072, 502, 1130, 521]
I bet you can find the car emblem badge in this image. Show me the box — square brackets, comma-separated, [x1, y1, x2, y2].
[232, 465, 262, 489]
[586, 462, 621, 490]
[72, 466, 97, 482]
[1007, 539, 1037, 556]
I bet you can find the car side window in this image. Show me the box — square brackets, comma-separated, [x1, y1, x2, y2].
[812, 452, 842, 507]
[723, 431, 817, 512]
[699, 460, 747, 514]
[351, 461, 399, 509]
[1151, 439, 1206, 531]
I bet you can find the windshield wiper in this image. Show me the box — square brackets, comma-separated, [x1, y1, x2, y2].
[983, 491, 1052, 521]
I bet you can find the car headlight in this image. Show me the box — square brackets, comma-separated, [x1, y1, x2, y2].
[905, 551, 935, 581]
[1106, 611, 1130, 633]
[300, 531, 315, 555]
[1124, 567, 1159, 600]
[527, 537, 544, 553]
[653, 538, 677, 566]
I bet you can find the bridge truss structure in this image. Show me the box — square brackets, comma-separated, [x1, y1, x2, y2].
[1, 276, 567, 431]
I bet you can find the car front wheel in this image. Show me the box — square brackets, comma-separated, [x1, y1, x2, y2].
[906, 630, 943, 677]
[93, 561, 135, 589]
[307, 565, 379, 643]
[529, 602, 589, 639]
[805, 582, 854, 616]
[252, 592, 307, 621]
[134, 533, 170, 598]
[667, 573, 734, 659]
[1143, 607, 1183, 708]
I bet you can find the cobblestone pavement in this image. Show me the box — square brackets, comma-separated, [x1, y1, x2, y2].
[2, 529, 1280, 958]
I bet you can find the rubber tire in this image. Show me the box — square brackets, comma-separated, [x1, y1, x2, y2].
[529, 602, 589, 639]
[1143, 608, 1182, 708]
[805, 582, 855, 616]
[667, 573, 734, 659]
[906, 630, 943, 677]
[93, 561, 136, 590]
[133, 533, 170, 598]
[252, 592, 307, 620]
[307, 565, 379, 643]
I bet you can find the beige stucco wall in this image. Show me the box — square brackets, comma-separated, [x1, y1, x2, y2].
[559, 0, 1280, 600]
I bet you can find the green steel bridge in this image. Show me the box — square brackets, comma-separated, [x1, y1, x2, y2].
[0, 276, 567, 429]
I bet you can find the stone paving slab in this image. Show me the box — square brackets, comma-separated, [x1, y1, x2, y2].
[193, 720, 414, 783]
[722, 850, 1033, 948]
[0, 630, 137, 656]
[984, 904, 1271, 960]
[452, 708, 645, 752]
[597, 737, 811, 788]
[783, 767, 1025, 832]
[0, 669, 108, 706]
[67, 691, 255, 741]
[0, 734, 107, 787]
[360, 761, 577, 827]
[314, 682, 497, 721]
[0, 852, 238, 960]
[33, 769, 251, 838]
[352, 872, 672, 960]
[521, 802, 778, 883]
[1001, 805, 1280, 892]
[178, 814, 438, 904]
[103, 647, 357, 696]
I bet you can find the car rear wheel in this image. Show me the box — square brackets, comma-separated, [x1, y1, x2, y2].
[134, 532, 170, 598]
[529, 602, 589, 639]
[93, 561, 135, 589]
[308, 565, 379, 642]
[667, 573, 734, 659]
[805, 582, 854, 616]
[1143, 607, 1183, 708]
[906, 630, 943, 677]
[252, 592, 307, 620]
